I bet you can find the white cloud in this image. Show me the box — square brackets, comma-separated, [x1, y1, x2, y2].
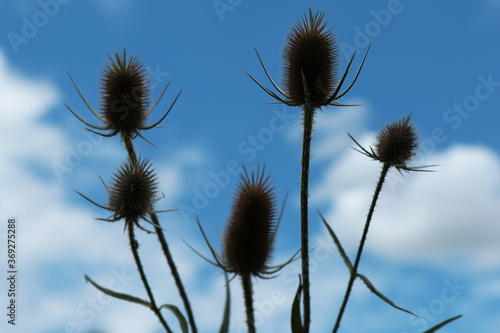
[315, 133, 500, 269]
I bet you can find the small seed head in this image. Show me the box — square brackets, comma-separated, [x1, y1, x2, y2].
[108, 158, 159, 222]
[100, 48, 150, 137]
[282, 8, 339, 107]
[375, 115, 419, 167]
[223, 167, 277, 276]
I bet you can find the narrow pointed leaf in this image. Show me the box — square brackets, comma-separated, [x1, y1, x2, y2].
[357, 273, 416, 317]
[158, 304, 189, 333]
[319, 211, 416, 317]
[318, 210, 353, 272]
[291, 276, 303, 333]
[219, 272, 231, 333]
[422, 314, 462, 333]
[84, 274, 150, 308]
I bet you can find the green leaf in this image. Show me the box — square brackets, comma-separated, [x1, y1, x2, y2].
[357, 273, 416, 317]
[291, 275, 303, 333]
[319, 211, 416, 317]
[84, 274, 150, 308]
[318, 210, 353, 272]
[423, 315, 462, 333]
[219, 272, 231, 333]
[159, 304, 189, 333]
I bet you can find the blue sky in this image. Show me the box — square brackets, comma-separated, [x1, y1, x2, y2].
[1, 0, 500, 332]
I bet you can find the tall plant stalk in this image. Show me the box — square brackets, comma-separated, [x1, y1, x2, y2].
[128, 220, 173, 333]
[300, 103, 315, 332]
[333, 163, 390, 332]
[152, 213, 198, 333]
[241, 274, 256, 333]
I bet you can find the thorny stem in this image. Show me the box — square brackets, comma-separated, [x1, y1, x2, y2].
[151, 213, 198, 333]
[128, 221, 172, 333]
[333, 162, 391, 333]
[300, 103, 315, 333]
[123, 134, 137, 165]
[241, 274, 256, 333]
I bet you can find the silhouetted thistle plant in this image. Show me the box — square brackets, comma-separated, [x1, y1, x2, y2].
[192, 166, 293, 333]
[65, 13, 465, 333]
[69, 48, 198, 333]
[77, 157, 173, 332]
[65, 47, 181, 162]
[246, 8, 369, 332]
[332, 114, 430, 333]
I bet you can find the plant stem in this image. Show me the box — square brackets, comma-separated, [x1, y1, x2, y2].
[123, 134, 137, 164]
[332, 162, 390, 333]
[151, 213, 198, 333]
[300, 103, 315, 333]
[128, 221, 172, 333]
[241, 274, 256, 333]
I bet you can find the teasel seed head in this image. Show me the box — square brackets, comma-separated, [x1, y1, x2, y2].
[223, 166, 277, 276]
[108, 157, 159, 223]
[100, 48, 150, 137]
[375, 114, 419, 167]
[282, 8, 339, 108]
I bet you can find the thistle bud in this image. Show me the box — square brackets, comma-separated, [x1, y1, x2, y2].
[100, 48, 150, 137]
[108, 158, 159, 222]
[375, 115, 419, 167]
[282, 8, 339, 107]
[223, 167, 277, 276]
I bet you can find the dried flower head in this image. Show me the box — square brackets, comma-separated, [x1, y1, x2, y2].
[245, 8, 369, 108]
[282, 8, 339, 107]
[190, 166, 295, 280]
[375, 115, 419, 167]
[348, 114, 426, 173]
[66, 47, 181, 143]
[223, 166, 277, 276]
[99, 49, 150, 137]
[108, 158, 159, 223]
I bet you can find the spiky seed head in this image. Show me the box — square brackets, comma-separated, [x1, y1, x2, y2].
[100, 48, 150, 137]
[108, 158, 159, 222]
[223, 167, 277, 276]
[375, 115, 419, 167]
[282, 8, 339, 108]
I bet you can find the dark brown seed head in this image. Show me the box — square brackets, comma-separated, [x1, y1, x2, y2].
[282, 8, 339, 108]
[100, 48, 150, 137]
[375, 115, 419, 167]
[108, 158, 159, 222]
[223, 167, 277, 276]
